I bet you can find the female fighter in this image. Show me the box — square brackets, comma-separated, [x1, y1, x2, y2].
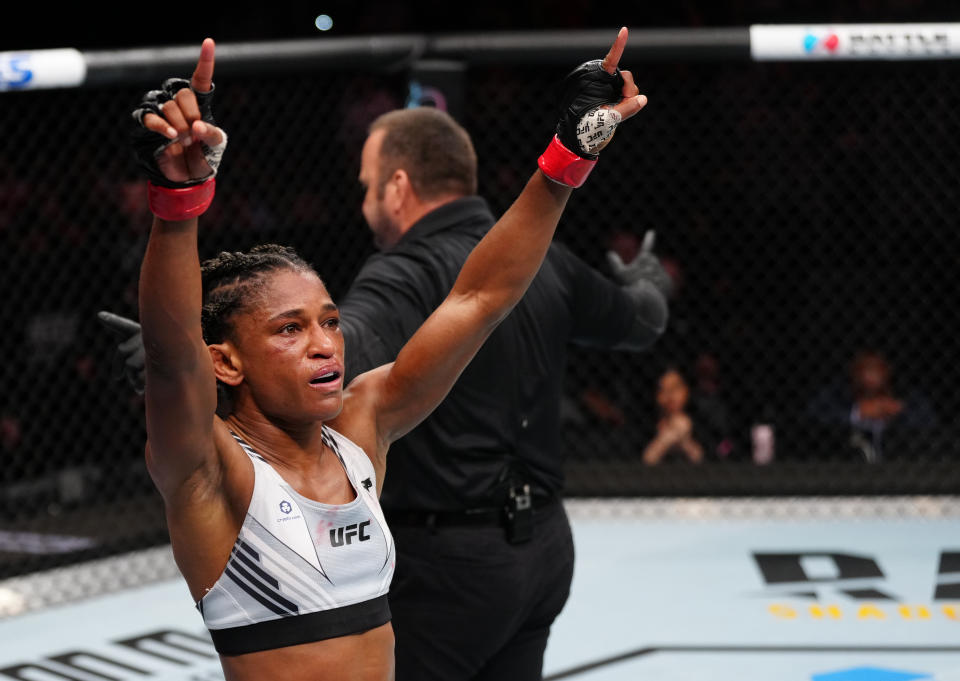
[134, 29, 644, 681]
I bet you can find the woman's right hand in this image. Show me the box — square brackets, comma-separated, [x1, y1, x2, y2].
[133, 38, 226, 186]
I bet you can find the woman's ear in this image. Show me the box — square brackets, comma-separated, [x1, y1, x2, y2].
[210, 342, 243, 386]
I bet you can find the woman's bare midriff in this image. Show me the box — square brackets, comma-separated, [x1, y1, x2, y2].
[218, 622, 395, 681]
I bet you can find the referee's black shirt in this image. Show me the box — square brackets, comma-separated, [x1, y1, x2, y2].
[339, 196, 637, 512]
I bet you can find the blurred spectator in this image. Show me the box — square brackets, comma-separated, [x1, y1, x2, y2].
[806, 348, 939, 462]
[642, 366, 706, 465]
[690, 351, 738, 460]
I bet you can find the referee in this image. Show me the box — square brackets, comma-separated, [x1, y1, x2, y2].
[343, 106, 669, 680]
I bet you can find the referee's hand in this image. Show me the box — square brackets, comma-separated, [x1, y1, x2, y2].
[97, 311, 145, 395]
[606, 230, 674, 299]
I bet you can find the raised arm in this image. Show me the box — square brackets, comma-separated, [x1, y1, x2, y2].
[134, 39, 228, 497]
[348, 28, 648, 449]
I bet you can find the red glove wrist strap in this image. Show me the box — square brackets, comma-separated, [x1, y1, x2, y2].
[537, 135, 597, 188]
[147, 178, 216, 221]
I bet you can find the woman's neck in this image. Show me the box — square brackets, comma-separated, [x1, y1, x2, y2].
[224, 411, 355, 503]
[224, 410, 328, 470]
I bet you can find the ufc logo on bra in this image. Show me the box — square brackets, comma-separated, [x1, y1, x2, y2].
[330, 520, 372, 547]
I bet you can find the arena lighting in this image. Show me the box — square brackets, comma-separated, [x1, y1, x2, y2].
[315, 14, 333, 32]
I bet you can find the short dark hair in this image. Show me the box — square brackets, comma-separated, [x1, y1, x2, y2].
[369, 107, 478, 200]
[200, 244, 314, 345]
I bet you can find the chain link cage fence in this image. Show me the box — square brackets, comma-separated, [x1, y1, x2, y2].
[1, 35, 959, 593]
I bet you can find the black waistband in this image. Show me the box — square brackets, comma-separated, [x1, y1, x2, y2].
[209, 594, 391, 656]
[386, 495, 559, 528]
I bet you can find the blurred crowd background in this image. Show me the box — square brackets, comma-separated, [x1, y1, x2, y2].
[2, 2, 959, 579]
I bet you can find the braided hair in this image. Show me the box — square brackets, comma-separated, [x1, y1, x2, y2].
[200, 244, 314, 345]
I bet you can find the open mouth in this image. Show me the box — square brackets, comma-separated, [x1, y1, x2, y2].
[310, 371, 341, 385]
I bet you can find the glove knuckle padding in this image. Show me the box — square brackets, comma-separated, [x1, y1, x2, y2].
[130, 79, 225, 188]
[161, 77, 191, 97]
[556, 59, 625, 159]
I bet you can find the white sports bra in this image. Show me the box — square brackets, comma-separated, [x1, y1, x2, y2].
[197, 426, 395, 655]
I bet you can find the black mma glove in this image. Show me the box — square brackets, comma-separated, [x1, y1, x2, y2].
[539, 60, 626, 188]
[131, 78, 225, 187]
[131, 78, 226, 220]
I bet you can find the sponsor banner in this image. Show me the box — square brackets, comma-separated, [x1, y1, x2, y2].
[0, 49, 85, 91]
[750, 23, 960, 60]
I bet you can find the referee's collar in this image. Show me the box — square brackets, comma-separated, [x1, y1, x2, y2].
[400, 196, 494, 243]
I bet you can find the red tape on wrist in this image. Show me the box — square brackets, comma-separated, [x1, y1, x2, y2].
[537, 135, 597, 188]
[148, 178, 216, 221]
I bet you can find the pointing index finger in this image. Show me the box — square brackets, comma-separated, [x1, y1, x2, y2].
[600, 27, 628, 75]
[191, 38, 215, 94]
[641, 230, 656, 254]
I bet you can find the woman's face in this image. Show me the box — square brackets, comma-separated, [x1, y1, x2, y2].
[656, 369, 689, 415]
[229, 269, 346, 425]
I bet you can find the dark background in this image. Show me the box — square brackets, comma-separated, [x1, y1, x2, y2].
[2, 1, 960, 580]
[4, 2, 960, 50]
